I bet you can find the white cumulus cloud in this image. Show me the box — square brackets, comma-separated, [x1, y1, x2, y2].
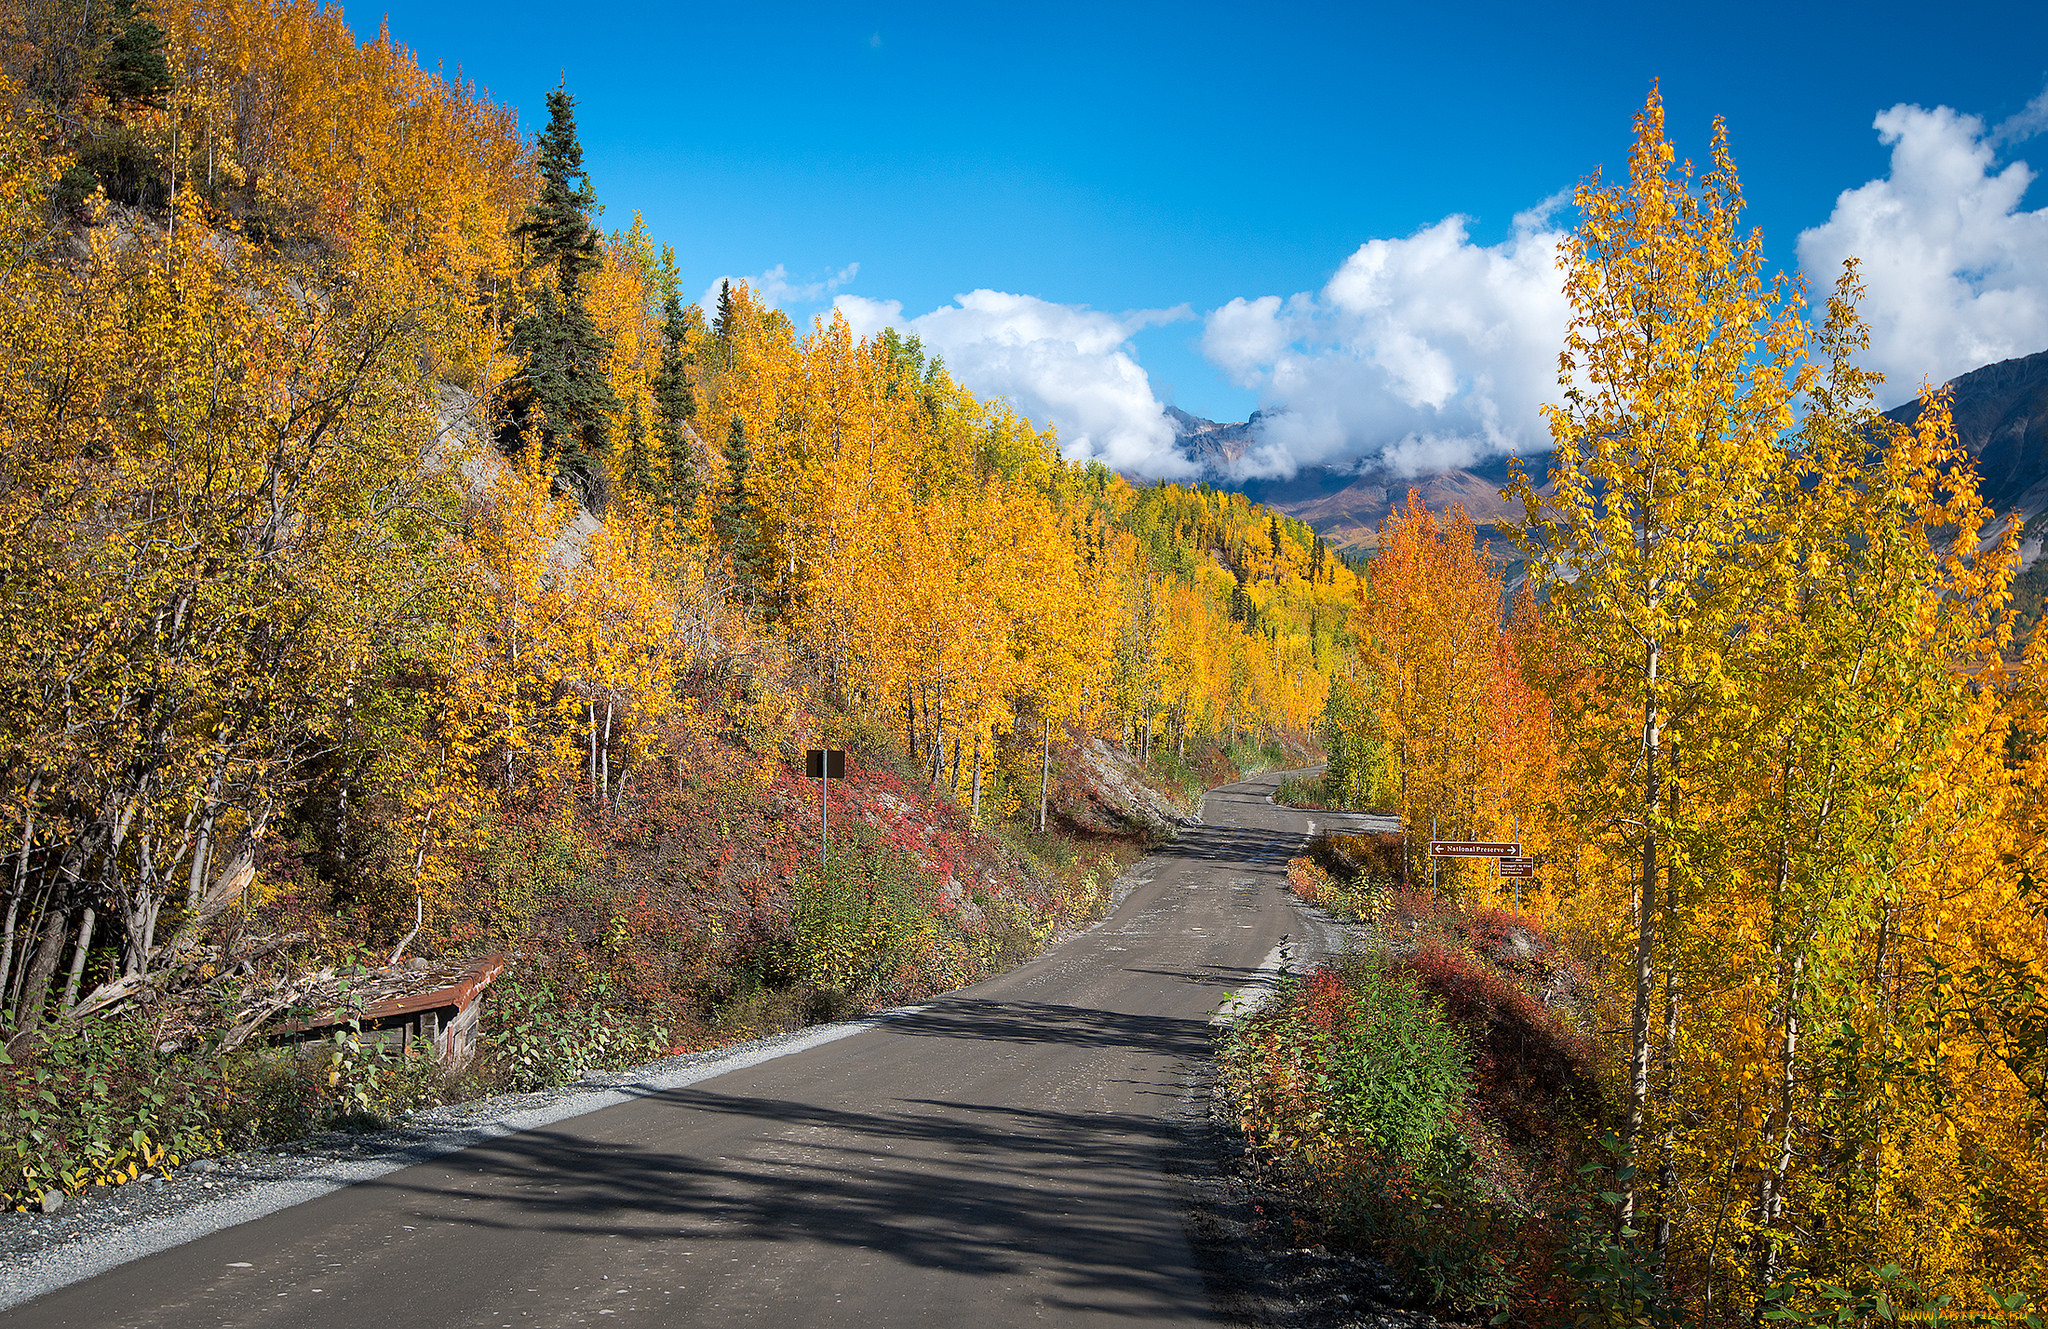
[1202, 202, 1571, 477]
[1797, 99, 2048, 403]
[836, 290, 1196, 476]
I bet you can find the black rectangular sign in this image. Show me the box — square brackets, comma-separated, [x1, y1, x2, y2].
[806, 749, 846, 780]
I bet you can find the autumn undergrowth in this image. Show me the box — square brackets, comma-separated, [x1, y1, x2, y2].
[1284, 833, 1404, 918]
[1272, 772, 1338, 809]
[1225, 841, 1615, 1319]
[0, 1015, 462, 1206]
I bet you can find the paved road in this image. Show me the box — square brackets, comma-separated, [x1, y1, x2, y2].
[13, 771, 1395, 1328]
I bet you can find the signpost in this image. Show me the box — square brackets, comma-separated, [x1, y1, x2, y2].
[1428, 841, 1521, 858]
[806, 749, 846, 865]
[1425, 841, 1535, 906]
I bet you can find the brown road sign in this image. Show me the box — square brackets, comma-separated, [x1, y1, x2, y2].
[1498, 862, 1534, 879]
[806, 749, 846, 780]
[1429, 841, 1520, 858]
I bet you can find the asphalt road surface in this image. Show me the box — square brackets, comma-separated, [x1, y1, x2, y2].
[13, 770, 1395, 1328]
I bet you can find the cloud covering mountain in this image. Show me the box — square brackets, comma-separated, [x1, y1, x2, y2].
[1202, 202, 1570, 479]
[820, 88, 2048, 482]
[1796, 99, 2048, 407]
[834, 291, 1197, 477]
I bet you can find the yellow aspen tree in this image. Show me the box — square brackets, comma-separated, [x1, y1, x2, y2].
[1507, 86, 1809, 1230]
[1355, 495, 1503, 887]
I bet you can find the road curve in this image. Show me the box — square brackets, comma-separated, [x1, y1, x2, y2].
[11, 770, 1395, 1328]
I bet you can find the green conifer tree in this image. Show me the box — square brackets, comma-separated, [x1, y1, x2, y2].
[709, 278, 736, 370]
[618, 395, 652, 501]
[651, 246, 701, 534]
[713, 279, 735, 341]
[716, 416, 769, 608]
[503, 82, 620, 508]
[99, 0, 171, 106]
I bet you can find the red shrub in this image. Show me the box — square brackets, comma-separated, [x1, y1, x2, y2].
[1397, 942, 1598, 1145]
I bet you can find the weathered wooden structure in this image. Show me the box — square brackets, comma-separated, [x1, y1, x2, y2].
[271, 955, 508, 1068]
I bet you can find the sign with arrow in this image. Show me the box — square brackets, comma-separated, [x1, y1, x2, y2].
[1429, 841, 1520, 858]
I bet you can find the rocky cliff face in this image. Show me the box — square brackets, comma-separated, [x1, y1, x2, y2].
[1884, 348, 2048, 525]
[1163, 406, 1261, 473]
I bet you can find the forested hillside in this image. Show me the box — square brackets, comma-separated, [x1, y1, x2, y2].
[0, 0, 1347, 1193]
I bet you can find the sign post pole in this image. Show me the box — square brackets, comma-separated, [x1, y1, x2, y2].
[806, 749, 846, 869]
[1431, 815, 1439, 899]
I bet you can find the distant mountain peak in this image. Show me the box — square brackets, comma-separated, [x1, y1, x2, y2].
[1885, 347, 2048, 523]
[1153, 349, 2048, 562]
[1163, 406, 1262, 472]
[1149, 407, 1532, 554]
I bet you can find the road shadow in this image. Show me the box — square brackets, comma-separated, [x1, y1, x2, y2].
[876, 1000, 1215, 1057]
[1150, 824, 1303, 867]
[355, 1079, 1220, 1321]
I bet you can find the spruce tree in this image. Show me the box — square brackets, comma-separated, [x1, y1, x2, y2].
[716, 416, 769, 608]
[503, 83, 620, 508]
[100, 0, 171, 106]
[618, 395, 652, 501]
[713, 279, 735, 342]
[709, 278, 735, 370]
[651, 246, 700, 534]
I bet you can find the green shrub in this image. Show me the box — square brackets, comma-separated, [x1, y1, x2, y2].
[0, 1019, 225, 1202]
[1226, 954, 1470, 1167]
[1273, 773, 1330, 808]
[1223, 954, 1514, 1308]
[482, 976, 671, 1093]
[1287, 854, 1393, 920]
[789, 838, 939, 1002]
[0, 1008, 464, 1204]
[1220, 735, 1288, 776]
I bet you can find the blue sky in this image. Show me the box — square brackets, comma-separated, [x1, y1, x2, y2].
[373, 0, 2048, 476]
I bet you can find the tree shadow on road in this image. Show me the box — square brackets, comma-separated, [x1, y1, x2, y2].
[1150, 825, 1302, 867]
[357, 1071, 1221, 1321]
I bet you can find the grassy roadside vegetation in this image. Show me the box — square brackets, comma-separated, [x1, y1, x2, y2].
[1238, 840, 2048, 1325]
[1226, 836, 1627, 1319]
[1272, 771, 1350, 811]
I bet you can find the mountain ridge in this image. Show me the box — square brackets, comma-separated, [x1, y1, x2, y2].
[1161, 347, 2048, 555]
